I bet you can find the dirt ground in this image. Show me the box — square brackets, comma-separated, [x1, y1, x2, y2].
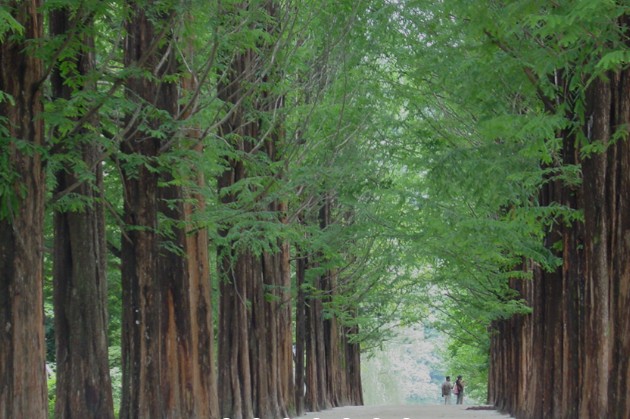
[294, 404, 513, 419]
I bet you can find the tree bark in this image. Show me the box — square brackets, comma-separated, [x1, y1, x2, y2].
[0, 1, 47, 417]
[299, 196, 364, 412]
[295, 247, 307, 416]
[343, 322, 364, 405]
[181, 48, 221, 419]
[119, 2, 217, 417]
[49, 6, 115, 418]
[489, 14, 630, 419]
[304, 263, 330, 411]
[216, 3, 294, 418]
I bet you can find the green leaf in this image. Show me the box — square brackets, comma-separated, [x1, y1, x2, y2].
[0, 7, 23, 41]
[595, 50, 630, 72]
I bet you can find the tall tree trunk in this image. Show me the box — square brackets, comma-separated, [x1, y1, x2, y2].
[343, 322, 363, 405]
[295, 246, 307, 416]
[216, 67, 294, 418]
[217, 46, 255, 418]
[580, 61, 630, 418]
[304, 262, 330, 411]
[608, 64, 630, 417]
[0, 1, 47, 417]
[181, 48, 220, 419]
[49, 6, 115, 418]
[119, 3, 216, 417]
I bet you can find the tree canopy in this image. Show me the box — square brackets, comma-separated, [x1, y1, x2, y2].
[1, 1, 628, 418]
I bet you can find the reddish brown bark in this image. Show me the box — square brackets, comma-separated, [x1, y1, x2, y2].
[0, 1, 47, 417]
[304, 262, 330, 412]
[216, 3, 294, 418]
[218, 238, 293, 419]
[119, 2, 217, 417]
[181, 61, 220, 419]
[49, 6, 115, 418]
[489, 14, 630, 419]
[216, 74, 294, 418]
[295, 244, 308, 415]
[343, 323, 364, 405]
[298, 196, 363, 412]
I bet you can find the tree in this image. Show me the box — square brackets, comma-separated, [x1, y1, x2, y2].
[215, 1, 294, 417]
[0, 1, 48, 417]
[118, 1, 217, 417]
[381, 1, 630, 418]
[48, 3, 115, 417]
[472, 3, 630, 418]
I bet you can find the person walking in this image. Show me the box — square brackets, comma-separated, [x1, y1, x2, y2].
[441, 376, 453, 404]
[455, 375, 465, 404]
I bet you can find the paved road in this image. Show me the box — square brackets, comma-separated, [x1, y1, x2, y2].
[295, 404, 513, 419]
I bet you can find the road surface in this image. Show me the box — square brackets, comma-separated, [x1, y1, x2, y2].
[295, 404, 512, 419]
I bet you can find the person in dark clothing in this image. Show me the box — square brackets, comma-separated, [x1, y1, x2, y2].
[455, 375, 465, 404]
[441, 376, 453, 404]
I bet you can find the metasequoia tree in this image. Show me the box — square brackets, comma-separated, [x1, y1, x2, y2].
[216, 1, 294, 418]
[490, 61, 630, 419]
[119, 1, 217, 417]
[0, 1, 48, 417]
[180, 22, 220, 419]
[367, 1, 629, 414]
[288, 3, 381, 411]
[482, 5, 630, 419]
[295, 195, 363, 413]
[49, 4, 114, 417]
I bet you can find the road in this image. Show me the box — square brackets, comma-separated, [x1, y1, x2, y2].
[295, 404, 513, 419]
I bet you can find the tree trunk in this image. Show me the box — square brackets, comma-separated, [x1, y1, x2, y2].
[580, 62, 630, 418]
[216, 71, 294, 418]
[119, 3, 216, 417]
[49, 6, 115, 418]
[216, 43, 257, 418]
[304, 265, 330, 411]
[181, 50, 220, 419]
[0, 1, 47, 417]
[343, 322, 363, 405]
[607, 33, 630, 415]
[295, 248, 307, 416]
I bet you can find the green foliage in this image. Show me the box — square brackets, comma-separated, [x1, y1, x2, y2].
[0, 6, 23, 40]
[3, 0, 624, 411]
[109, 345, 123, 413]
[47, 366, 56, 418]
[445, 338, 489, 403]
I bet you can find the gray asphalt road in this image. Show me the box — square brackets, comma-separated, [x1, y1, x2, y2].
[294, 404, 513, 419]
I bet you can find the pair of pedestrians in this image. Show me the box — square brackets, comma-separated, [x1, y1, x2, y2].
[441, 375, 464, 405]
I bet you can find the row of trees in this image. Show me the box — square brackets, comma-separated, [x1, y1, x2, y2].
[1, 1, 394, 417]
[2, 1, 628, 418]
[476, 3, 630, 418]
[376, 1, 629, 418]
